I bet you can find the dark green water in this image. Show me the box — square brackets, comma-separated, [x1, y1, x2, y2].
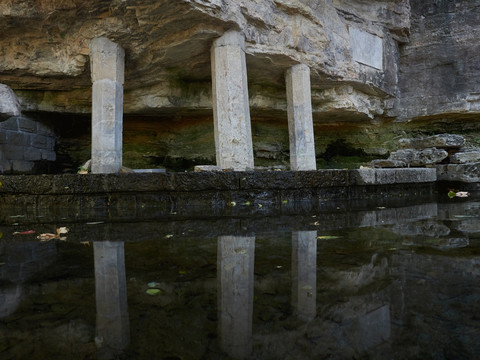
[1, 200, 480, 359]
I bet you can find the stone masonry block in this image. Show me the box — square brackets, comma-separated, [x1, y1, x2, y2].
[375, 169, 396, 184]
[41, 150, 56, 161]
[17, 117, 37, 133]
[31, 134, 49, 149]
[24, 147, 42, 161]
[0, 160, 11, 172]
[395, 168, 436, 183]
[7, 131, 29, 146]
[12, 160, 34, 173]
[3, 144, 24, 160]
[0, 117, 18, 131]
[350, 168, 375, 185]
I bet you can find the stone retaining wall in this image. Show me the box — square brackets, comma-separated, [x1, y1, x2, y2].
[0, 169, 437, 221]
[0, 116, 57, 174]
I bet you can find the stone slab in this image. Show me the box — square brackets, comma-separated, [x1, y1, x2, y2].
[349, 28, 383, 70]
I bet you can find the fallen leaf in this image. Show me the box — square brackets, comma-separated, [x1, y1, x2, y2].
[147, 282, 160, 288]
[228, 201, 237, 207]
[178, 270, 187, 275]
[456, 191, 470, 198]
[13, 230, 36, 235]
[80, 241, 90, 246]
[164, 234, 173, 239]
[146, 289, 162, 296]
[37, 233, 57, 241]
[317, 235, 341, 240]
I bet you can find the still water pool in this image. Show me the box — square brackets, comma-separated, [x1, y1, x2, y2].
[1, 199, 480, 359]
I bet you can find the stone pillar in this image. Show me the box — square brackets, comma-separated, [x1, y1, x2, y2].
[211, 31, 254, 171]
[90, 37, 125, 174]
[285, 64, 317, 170]
[217, 235, 255, 359]
[94, 241, 130, 356]
[291, 231, 317, 321]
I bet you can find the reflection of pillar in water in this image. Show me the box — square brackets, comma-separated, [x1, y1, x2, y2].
[94, 241, 130, 355]
[217, 236, 255, 359]
[291, 231, 317, 321]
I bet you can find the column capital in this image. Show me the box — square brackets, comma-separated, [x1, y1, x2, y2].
[212, 30, 245, 51]
[90, 37, 125, 83]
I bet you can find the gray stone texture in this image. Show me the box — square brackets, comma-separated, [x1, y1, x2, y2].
[211, 31, 254, 171]
[389, 148, 448, 166]
[0, 84, 21, 121]
[286, 64, 317, 171]
[90, 37, 125, 174]
[217, 235, 255, 359]
[371, 159, 406, 168]
[349, 27, 383, 70]
[436, 163, 480, 183]
[396, 0, 480, 121]
[399, 134, 465, 150]
[291, 231, 317, 321]
[94, 241, 130, 353]
[449, 150, 480, 164]
[0, 116, 57, 174]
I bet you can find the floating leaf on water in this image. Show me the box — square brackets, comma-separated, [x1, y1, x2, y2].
[146, 289, 162, 296]
[258, 204, 263, 208]
[282, 200, 288, 204]
[244, 201, 251, 206]
[164, 234, 173, 239]
[448, 190, 457, 198]
[455, 191, 470, 198]
[178, 270, 187, 275]
[57, 227, 69, 235]
[228, 201, 236, 207]
[147, 282, 160, 288]
[13, 230, 36, 235]
[317, 235, 341, 240]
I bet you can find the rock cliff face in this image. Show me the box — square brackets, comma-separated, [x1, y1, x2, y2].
[0, 0, 478, 172]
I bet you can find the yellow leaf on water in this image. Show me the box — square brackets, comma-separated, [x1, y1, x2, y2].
[146, 289, 162, 296]
[317, 235, 341, 240]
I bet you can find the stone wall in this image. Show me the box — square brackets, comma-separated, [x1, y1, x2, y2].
[0, 116, 57, 174]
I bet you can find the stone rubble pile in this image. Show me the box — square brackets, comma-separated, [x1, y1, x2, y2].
[372, 134, 480, 182]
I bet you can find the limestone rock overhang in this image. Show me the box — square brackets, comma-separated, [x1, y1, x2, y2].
[0, 0, 410, 122]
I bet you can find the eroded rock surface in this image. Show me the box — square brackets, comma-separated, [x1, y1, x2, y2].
[0, 0, 409, 119]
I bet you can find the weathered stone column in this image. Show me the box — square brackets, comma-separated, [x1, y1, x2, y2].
[94, 241, 130, 357]
[291, 231, 317, 321]
[211, 31, 254, 170]
[286, 64, 317, 170]
[217, 235, 255, 359]
[90, 37, 125, 174]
